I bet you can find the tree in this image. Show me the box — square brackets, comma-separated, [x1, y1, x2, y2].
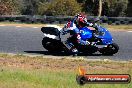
[127, 0, 132, 16]
[105, 0, 128, 17]
[0, 0, 22, 15]
[22, 0, 40, 15]
[81, 0, 99, 16]
[37, 1, 50, 15]
[38, 0, 82, 16]
[98, 0, 102, 17]
[78, 0, 128, 17]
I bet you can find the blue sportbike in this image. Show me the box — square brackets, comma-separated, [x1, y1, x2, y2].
[41, 24, 119, 55]
[76, 25, 119, 55]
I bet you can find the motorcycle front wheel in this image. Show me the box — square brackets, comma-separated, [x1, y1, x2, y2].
[99, 43, 119, 55]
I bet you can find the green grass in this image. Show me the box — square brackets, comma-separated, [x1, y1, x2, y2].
[0, 67, 131, 88]
[103, 24, 132, 30]
[0, 54, 132, 88]
[0, 68, 76, 88]
[0, 22, 132, 31]
[0, 22, 64, 27]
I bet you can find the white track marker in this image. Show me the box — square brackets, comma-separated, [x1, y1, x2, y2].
[0, 25, 5, 26]
[16, 26, 22, 27]
[127, 31, 132, 33]
[33, 27, 39, 28]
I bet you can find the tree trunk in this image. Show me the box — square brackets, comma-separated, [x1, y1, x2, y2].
[98, 0, 102, 17]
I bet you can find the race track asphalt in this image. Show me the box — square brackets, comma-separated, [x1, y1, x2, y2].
[0, 25, 132, 61]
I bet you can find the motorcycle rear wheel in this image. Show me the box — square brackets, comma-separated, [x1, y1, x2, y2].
[42, 37, 63, 52]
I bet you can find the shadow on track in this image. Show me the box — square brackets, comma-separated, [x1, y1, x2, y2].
[24, 51, 102, 56]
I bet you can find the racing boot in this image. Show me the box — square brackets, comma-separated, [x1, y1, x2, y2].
[62, 41, 78, 56]
[70, 47, 78, 56]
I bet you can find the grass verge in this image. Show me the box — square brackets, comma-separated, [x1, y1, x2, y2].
[0, 22, 132, 31]
[0, 54, 132, 88]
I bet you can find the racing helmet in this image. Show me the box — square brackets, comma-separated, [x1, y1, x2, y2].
[75, 13, 88, 27]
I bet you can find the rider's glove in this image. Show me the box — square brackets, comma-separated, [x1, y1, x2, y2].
[86, 22, 93, 27]
[86, 22, 99, 31]
[93, 23, 99, 31]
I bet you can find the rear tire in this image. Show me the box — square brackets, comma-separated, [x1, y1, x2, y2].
[42, 37, 63, 52]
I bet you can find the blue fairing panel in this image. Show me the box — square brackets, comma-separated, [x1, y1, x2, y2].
[79, 26, 113, 45]
[79, 27, 93, 40]
[97, 26, 113, 44]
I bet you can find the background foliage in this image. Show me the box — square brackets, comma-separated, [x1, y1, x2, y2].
[0, 0, 24, 15]
[0, 0, 131, 16]
[38, 0, 81, 16]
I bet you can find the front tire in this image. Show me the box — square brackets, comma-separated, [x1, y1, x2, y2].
[99, 43, 119, 55]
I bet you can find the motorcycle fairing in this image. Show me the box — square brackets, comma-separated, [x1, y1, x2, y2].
[79, 27, 93, 40]
[79, 26, 113, 45]
[97, 26, 113, 45]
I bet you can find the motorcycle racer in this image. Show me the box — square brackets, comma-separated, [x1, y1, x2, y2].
[60, 13, 98, 55]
